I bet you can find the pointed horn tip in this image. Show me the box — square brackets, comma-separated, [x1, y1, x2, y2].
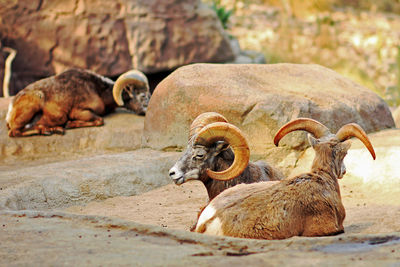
[112, 92, 124, 106]
[336, 123, 376, 160]
[273, 136, 280, 147]
[368, 145, 376, 160]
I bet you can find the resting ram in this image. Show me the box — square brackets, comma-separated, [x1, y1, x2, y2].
[169, 112, 283, 200]
[6, 68, 150, 137]
[194, 118, 376, 239]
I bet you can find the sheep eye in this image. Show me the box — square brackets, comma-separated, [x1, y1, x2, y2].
[194, 153, 206, 160]
[137, 92, 147, 101]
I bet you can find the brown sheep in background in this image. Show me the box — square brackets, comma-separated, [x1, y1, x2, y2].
[6, 68, 150, 137]
[194, 118, 376, 239]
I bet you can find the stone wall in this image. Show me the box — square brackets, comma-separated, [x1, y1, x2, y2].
[0, 0, 234, 95]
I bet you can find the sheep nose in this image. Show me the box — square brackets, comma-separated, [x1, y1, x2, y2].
[169, 166, 178, 178]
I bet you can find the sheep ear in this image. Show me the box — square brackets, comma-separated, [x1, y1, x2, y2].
[342, 139, 352, 152]
[215, 141, 230, 153]
[308, 134, 319, 147]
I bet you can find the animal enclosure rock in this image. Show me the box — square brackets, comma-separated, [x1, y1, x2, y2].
[0, 0, 234, 95]
[143, 63, 394, 173]
[0, 149, 180, 210]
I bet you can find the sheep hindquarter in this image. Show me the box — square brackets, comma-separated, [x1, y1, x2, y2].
[196, 170, 345, 239]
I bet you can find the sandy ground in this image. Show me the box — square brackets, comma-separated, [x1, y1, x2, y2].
[65, 176, 400, 235]
[66, 182, 208, 231]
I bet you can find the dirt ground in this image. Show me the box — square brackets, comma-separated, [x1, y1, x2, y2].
[66, 181, 208, 232]
[65, 175, 400, 235]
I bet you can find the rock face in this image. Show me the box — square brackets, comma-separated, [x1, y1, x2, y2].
[0, 0, 234, 95]
[143, 63, 395, 171]
[0, 149, 180, 210]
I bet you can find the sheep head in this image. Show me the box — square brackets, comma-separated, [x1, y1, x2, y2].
[274, 118, 375, 179]
[112, 70, 150, 115]
[169, 112, 250, 185]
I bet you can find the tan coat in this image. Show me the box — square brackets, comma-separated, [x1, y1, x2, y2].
[195, 140, 349, 239]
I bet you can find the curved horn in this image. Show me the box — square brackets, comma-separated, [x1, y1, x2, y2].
[274, 118, 331, 146]
[112, 70, 149, 106]
[194, 122, 250, 181]
[189, 112, 228, 141]
[336, 123, 376, 160]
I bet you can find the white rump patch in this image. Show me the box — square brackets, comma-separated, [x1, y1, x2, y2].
[196, 205, 216, 228]
[204, 217, 223, 236]
[195, 204, 223, 235]
[5, 101, 13, 124]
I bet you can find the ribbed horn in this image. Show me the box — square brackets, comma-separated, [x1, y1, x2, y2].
[189, 112, 228, 141]
[194, 122, 250, 181]
[336, 123, 376, 160]
[274, 118, 331, 146]
[112, 70, 149, 106]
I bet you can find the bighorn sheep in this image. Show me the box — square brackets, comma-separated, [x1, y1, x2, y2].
[194, 118, 376, 239]
[6, 68, 150, 137]
[169, 112, 283, 200]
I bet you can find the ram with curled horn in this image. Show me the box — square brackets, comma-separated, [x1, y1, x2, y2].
[194, 118, 375, 240]
[6, 68, 150, 137]
[169, 112, 283, 201]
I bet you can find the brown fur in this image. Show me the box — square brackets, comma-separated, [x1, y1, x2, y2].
[170, 144, 284, 201]
[195, 138, 351, 239]
[205, 157, 284, 200]
[6, 68, 148, 137]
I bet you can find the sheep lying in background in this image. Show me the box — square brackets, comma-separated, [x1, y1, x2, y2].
[169, 112, 283, 200]
[6, 68, 150, 137]
[194, 118, 376, 239]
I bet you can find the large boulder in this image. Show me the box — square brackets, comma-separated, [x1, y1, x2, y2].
[0, 0, 234, 95]
[143, 63, 395, 172]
